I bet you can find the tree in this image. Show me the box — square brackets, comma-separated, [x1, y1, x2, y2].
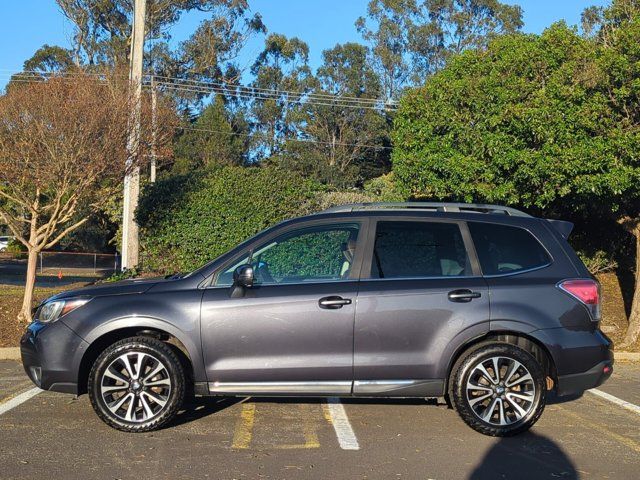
[280, 42, 391, 187]
[356, 0, 523, 100]
[391, 20, 640, 347]
[249, 34, 314, 160]
[54, 0, 263, 67]
[0, 74, 175, 322]
[174, 94, 249, 170]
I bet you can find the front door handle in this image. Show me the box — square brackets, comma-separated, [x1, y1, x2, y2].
[448, 289, 481, 303]
[319, 296, 352, 309]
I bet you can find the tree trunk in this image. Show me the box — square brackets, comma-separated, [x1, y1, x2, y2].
[620, 222, 640, 348]
[18, 248, 39, 323]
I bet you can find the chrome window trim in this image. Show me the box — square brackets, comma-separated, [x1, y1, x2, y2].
[480, 262, 552, 279]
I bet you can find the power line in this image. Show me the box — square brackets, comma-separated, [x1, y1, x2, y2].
[152, 74, 397, 106]
[155, 81, 394, 111]
[177, 125, 392, 150]
[1, 69, 397, 111]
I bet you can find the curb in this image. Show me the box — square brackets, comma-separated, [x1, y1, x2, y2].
[0, 348, 20, 361]
[614, 352, 640, 362]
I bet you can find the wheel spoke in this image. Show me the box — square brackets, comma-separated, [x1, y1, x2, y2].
[134, 352, 146, 379]
[101, 384, 128, 394]
[504, 360, 521, 385]
[142, 390, 167, 408]
[505, 394, 528, 419]
[104, 367, 129, 384]
[497, 398, 507, 425]
[145, 378, 170, 387]
[476, 363, 498, 385]
[469, 392, 493, 407]
[120, 354, 136, 380]
[492, 357, 501, 383]
[507, 391, 534, 402]
[125, 394, 137, 421]
[143, 362, 165, 383]
[467, 381, 493, 393]
[139, 394, 154, 419]
[108, 392, 133, 414]
[482, 398, 499, 422]
[506, 372, 533, 388]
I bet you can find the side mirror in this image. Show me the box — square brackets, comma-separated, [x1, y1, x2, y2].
[233, 264, 254, 289]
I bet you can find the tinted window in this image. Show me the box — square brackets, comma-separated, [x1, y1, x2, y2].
[215, 224, 360, 286]
[371, 221, 471, 279]
[468, 222, 551, 275]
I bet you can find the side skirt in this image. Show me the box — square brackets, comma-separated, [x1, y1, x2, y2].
[198, 380, 445, 397]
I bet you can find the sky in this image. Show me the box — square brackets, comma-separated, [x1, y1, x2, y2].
[0, 0, 611, 90]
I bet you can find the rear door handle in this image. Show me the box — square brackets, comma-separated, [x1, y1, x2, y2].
[319, 296, 352, 309]
[448, 289, 481, 303]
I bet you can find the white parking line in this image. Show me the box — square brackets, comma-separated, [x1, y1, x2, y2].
[324, 398, 360, 450]
[588, 388, 640, 416]
[0, 387, 42, 416]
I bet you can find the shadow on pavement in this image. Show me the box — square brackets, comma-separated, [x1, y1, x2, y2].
[168, 396, 244, 428]
[469, 431, 577, 480]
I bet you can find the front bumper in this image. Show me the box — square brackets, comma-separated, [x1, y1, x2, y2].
[20, 320, 89, 395]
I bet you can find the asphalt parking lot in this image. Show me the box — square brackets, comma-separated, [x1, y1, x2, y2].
[0, 360, 639, 480]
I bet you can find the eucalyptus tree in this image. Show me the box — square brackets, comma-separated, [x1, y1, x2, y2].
[356, 0, 523, 100]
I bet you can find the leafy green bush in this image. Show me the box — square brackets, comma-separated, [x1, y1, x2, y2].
[6, 238, 26, 254]
[136, 166, 321, 273]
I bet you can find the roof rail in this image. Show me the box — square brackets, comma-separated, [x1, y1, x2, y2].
[320, 202, 531, 217]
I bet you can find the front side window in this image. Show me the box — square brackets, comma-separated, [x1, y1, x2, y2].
[468, 222, 551, 275]
[215, 223, 360, 286]
[370, 221, 471, 279]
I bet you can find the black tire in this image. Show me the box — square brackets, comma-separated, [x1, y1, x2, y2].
[88, 336, 185, 432]
[449, 342, 546, 436]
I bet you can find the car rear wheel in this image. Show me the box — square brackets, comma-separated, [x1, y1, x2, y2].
[88, 336, 185, 432]
[450, 343, 546, 436]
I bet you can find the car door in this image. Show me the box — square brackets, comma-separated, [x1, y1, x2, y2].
[200, 219, 368, 395]
[353, 217, 490, 397]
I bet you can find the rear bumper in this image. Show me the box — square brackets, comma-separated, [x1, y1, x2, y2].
[20, 320, 89, 395]
[530, 327, 613, 397]
[556, 360, 613, 396]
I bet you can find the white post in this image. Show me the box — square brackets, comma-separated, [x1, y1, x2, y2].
[121, 0, 146, 271]
[150, 75, 157, 183]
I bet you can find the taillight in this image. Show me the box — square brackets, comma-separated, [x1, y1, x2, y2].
[558, 279, 601, 321]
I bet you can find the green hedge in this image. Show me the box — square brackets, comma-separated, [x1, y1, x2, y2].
[136, 166, 320, 273]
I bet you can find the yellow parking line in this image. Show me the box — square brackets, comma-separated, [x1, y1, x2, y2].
[556, 406, 640, 454]
[275, 404, 320, 449]
[231, 402, 256, 449]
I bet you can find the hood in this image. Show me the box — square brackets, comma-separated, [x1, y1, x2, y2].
[47, 277, 164, 302]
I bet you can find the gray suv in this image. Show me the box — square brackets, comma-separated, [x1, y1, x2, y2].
[21, 203, 613, 436]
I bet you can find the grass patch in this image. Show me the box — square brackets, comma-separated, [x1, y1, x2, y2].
[0, 283, 89, 348]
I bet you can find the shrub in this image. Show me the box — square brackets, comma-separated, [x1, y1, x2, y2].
[136, 166, 321, 273]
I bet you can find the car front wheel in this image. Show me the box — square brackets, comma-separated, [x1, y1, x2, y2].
[88, 336, 185, 432]
[450, 343, 546, 436]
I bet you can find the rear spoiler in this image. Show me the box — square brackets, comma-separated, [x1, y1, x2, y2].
[546, 219, 574, 239]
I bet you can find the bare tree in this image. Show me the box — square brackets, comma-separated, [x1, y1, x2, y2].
[0, 73, 175, 322]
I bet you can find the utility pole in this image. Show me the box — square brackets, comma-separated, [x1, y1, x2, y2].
[121, 0, 146, 270]
[150, 75, 157, 183]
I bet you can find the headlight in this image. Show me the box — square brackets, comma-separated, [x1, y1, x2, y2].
[34, 298, 91, 323]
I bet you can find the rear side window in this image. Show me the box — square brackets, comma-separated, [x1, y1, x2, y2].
[371, 221, 471, 279]
[468, 222, 551, 276]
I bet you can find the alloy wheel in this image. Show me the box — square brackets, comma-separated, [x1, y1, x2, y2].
[465, 356, 536, 426]
[100, 351, 172, 423]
